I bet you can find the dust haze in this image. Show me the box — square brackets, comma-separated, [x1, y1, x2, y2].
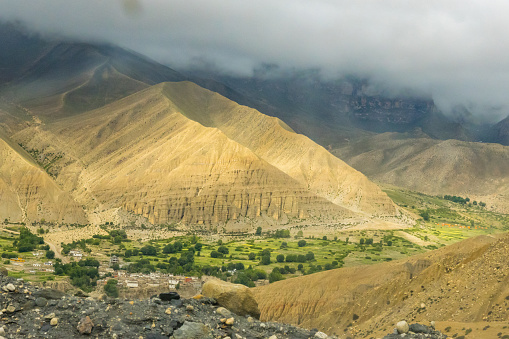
[1, 0, 508, 121]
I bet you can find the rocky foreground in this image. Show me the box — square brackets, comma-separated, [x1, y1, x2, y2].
[0, 274, 446, 339]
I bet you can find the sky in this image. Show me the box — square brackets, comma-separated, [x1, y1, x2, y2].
[1, 0, 508, 121]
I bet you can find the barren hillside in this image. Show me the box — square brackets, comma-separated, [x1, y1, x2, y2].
[254, 233, 509, 338]
[334, 132, 509, 213]
[9, 82, 401, 227]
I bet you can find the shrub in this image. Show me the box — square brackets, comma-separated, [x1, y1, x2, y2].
[298, 240, 306, 247]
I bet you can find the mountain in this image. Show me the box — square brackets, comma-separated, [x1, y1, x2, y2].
[0, 129, 86, 224]
[253, 233, 509, 338]
[492, 115, 509, 145]
[333, 132, 509, 213]
[8, 82, 400, 227]
[187, 68, 476, 148]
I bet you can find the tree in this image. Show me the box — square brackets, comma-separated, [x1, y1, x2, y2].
[276, 254, 285, 263]
[420, 210, 430, 221]
[261, 255, 271, 265]
[45, 250, 55, 259]
[359, 238, 365, 245]
[104, 279, 119, 298]
[296, 230, 304, 238]
[298, 240, 307, 247]
[217, 246, 229, 255]
[248, 252, 256, 260]
[194, 243, 203, 252]
[210, 251, 222, 258]
[255, 227, 262, 236]
[305, 252, 315, 261]
[140, 245, 157, 256]
[322, 236, 327, 240]
[280, 241, 288, 249]
[269, 270, 284, 283]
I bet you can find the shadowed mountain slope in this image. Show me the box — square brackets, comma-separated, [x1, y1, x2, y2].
[253, 233, 509, 338]
[11, 82, 400, 227]
[333, 132, 509, 213]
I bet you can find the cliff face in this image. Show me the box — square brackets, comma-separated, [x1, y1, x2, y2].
[11, 82, 400, 226]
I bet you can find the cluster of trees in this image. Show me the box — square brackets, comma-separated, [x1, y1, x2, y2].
[53, 258, 100, 291]
[61, 239, 91, 255]
[13, 228, 44, 252]
[210, 245, 229, 258]
[271, 229, 290, 238]
[233, 269, 267, 287]
[276, 252, 314, 263]
[104, 279, 119, 297]
[443, 195, 470, 204]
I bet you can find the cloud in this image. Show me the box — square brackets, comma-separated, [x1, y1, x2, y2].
[1, 0, 509, 120]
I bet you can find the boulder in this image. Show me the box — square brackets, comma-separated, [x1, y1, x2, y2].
[159, 292, 180, 301]
[33, 289, 64, 300]
[409, 323, 430, 334]
[77, 316, 94, 334]
[396, 320, 409, 334]
[202, 279, 260, 319]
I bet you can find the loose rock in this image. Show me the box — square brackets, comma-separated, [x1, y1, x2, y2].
[77, 316, 94, 334]
[50, 318, 58, 326]
[173, 321, 210, 339]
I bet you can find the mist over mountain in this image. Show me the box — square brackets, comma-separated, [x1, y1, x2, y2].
[2, 0, 509, 124]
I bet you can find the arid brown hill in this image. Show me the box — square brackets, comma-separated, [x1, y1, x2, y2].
[253, 233, 509, 338]
[334, 132, 509, 213]
[0, 129, 86, 224]
[8, 82, 400, 227]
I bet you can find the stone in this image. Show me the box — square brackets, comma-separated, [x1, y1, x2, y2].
[216, 307, 232, 317]
[45, 312, 56, 319]
[186, 305, 194, 311]
[35, 297, 48, 307]
[77, 316, 94, 334]
[0, 327, 5, 335]
[165, 308, 172, 315]
[5, 283, 15, 291]
[247, 317, 254, 323]
[396, 321, 409, 334]
[225, 317, 234, 325]
[430, 321, 436, 329]
[202, 279, 260, 318]
[33, 289, 64, 300]
[159, 292, 180, 301]
[6, 305, 15, 313]
[420, 303, 426, 309]
[409, 323, 429, 334]
[50, 318, 58, 326]
[268, 336, 278, 339]
[172, 321, 210, 339]
[315, 331, 328, 338]
[40, 324, 51, 332]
